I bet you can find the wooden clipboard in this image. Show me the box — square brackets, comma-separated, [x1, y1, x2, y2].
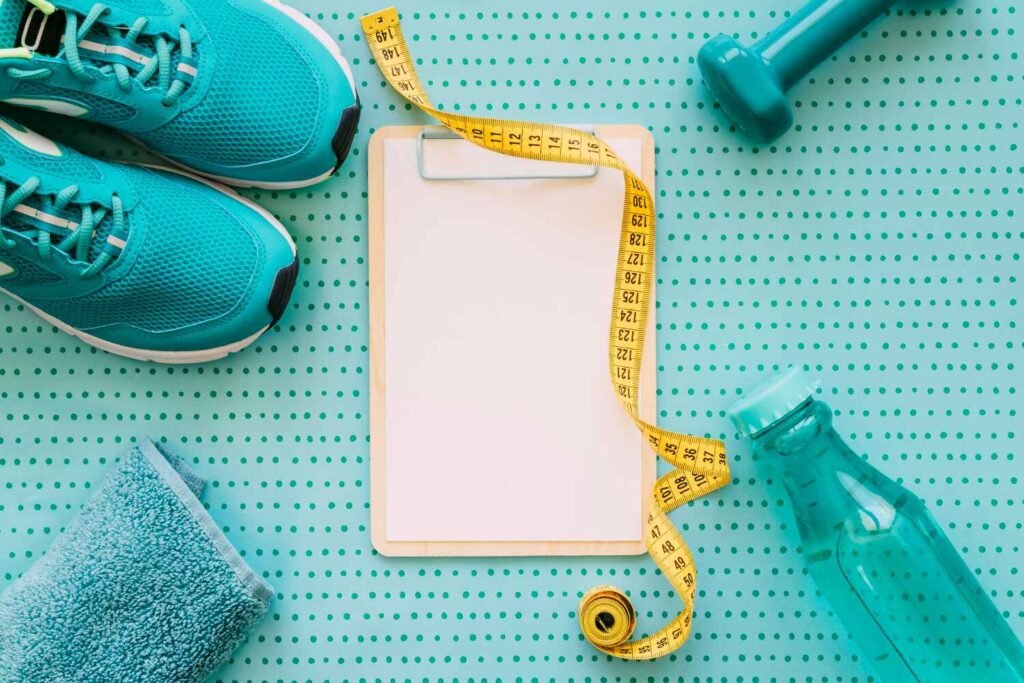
[369, 124, 656, 557]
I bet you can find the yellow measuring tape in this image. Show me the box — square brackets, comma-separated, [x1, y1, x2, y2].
[362, 7, 732, 660]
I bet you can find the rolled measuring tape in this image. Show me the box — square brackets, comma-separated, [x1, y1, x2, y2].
[362, 7, 732, 660]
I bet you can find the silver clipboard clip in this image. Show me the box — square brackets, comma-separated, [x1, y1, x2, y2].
[416, 125, 601, 181]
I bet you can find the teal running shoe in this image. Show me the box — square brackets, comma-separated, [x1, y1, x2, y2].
[0, 117, 299, 362]
[0, 0, 360, 188]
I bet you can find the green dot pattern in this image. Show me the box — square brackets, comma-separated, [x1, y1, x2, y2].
[1, 1, 1022, 680]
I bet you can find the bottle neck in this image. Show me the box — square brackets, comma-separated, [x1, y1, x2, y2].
[750, 399, 877, 536]
[750, 398, 847, 466]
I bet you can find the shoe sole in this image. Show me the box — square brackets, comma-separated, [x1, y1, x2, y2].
[159, 0, 361, 190]
[0, 167, 300, 364]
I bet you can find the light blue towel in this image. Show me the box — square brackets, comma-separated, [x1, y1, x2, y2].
[0, 439, 272, 683]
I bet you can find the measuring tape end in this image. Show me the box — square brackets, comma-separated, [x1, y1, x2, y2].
[578, 586, 637, 649]
[362, 6, 399, 30]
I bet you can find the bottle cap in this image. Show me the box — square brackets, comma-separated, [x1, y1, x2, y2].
[727, 367, 820, 437]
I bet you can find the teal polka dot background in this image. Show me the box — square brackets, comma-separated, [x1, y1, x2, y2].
[1, 0, 1021, 680]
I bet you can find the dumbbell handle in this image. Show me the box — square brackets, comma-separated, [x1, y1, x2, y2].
[755, 0, 899, 90]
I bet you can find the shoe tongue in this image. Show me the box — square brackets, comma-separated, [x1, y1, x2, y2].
[1, 1, 65, 55]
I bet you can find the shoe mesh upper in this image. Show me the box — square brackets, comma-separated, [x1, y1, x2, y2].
[0, 4, 19, 47]
[138, 1, 323, 168]
[0, 251, 63, 285]
[8, 141, 106, 181]
[33, 170, 261, 332]
[13, 83, 137, 124]
[119, 0, 174, 15]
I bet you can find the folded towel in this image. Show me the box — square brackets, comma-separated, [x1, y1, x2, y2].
[0, 439, 272, 683]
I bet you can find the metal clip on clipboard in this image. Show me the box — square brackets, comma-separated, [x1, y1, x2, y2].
[416, 126, 601, 181]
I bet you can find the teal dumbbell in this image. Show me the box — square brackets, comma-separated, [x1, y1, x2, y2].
[698, 0, 898, 142]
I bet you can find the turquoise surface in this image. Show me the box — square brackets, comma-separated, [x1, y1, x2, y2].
[1, 0, 1021, 680]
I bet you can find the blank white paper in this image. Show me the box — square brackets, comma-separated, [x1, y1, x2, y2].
[383, 134, 646, 543]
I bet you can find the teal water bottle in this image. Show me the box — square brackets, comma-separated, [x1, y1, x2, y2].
[728, 369, 1024, 682]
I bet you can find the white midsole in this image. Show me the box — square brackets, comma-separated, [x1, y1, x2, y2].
[197, 163, 338, 191]
[0, 286, 270, 363]
[126, 132, 341, 191]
